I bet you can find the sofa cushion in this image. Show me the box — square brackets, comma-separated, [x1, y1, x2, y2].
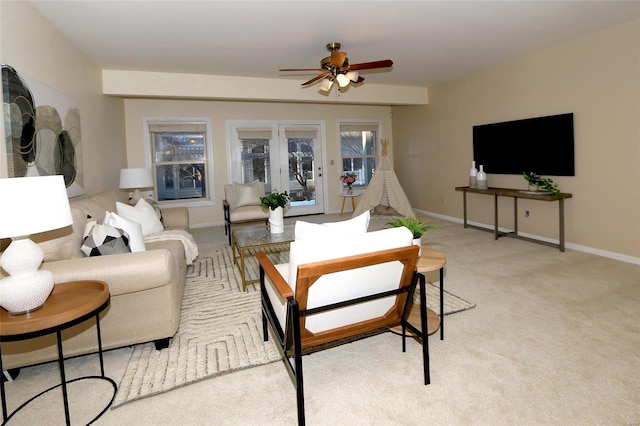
[116, 198, 164, 236]
[33, 204, 87, 261]
[104, 211, 146, 252]
[81, 221, 131, 257]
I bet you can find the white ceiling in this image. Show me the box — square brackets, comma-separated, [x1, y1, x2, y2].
[31, 1, 640, 88]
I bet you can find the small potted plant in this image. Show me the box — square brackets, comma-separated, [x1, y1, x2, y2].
[260, 190, 290, 234]
[387, 216, 442, 255]
[523, 172, 560, 195]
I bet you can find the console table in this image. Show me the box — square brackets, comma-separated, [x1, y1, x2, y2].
[455, 186, 573, 252]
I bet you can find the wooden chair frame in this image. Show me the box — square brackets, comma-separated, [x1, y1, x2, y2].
[257, 245, 430, 426]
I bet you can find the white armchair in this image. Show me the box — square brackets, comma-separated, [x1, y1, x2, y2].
[223, 181, 269, 245]
[256, 225, 430, 426]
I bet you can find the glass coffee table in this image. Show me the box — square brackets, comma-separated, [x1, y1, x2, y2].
[231, 224, 295, 291]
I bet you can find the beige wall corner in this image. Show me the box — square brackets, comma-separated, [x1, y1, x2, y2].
[0, 1, 126, 194]
[393, 19, 640, 259]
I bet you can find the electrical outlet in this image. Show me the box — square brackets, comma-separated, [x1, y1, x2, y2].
[524, 210, 530, 217]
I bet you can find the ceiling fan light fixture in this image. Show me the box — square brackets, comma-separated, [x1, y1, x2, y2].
[336, 73, 350, 88]
[346, 70, 359, 82]
[319, 78, 333, 92]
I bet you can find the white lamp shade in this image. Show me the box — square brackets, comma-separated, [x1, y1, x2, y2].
[346, 70, 359, 82]
[336, 73, 350, 88]
[0, 175, 73, 238]
[319, 78, 333, 92]
[119, 168, 154, 189]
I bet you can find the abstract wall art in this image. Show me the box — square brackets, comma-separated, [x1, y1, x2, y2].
[2, 65, 84, 197]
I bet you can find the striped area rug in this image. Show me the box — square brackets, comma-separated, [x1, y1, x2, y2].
[112, 243, 282, 408]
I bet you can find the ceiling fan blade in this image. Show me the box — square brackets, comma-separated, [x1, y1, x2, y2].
[330, 51, 347, 67]
[280, 68, 324, 72]
[302, 72, 330, 86]
[348, 60, 393, 71]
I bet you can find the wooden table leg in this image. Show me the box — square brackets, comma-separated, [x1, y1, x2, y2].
[559, 198, 565, 252]
[494, 193, 499, 240]
[462, 191, 468, 228]
[340, 197, 347, 216]
[513, 197, 518, 237]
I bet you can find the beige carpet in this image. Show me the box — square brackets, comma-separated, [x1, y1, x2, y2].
[4, 217, 637, 425]
[112, 242, 474, 408]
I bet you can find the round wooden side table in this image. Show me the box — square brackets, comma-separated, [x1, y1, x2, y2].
[416, 247, 447, 340]
[0, 280, 116, 425]
[339, 192, 360, 216]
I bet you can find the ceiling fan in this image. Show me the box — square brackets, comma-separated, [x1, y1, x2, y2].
[279, 42, 393, 92]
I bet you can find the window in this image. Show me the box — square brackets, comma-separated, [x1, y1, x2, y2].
[340, 122, 379, 187]
[147, 120, 211, 204]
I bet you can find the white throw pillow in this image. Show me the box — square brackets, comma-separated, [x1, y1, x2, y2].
[104, 211, 146, 252]
[294, 210, 370, 241]
[233, 180, 261, 208]
[116, 198, 164, 236]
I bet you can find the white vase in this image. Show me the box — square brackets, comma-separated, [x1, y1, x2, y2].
[412, 237, 422, 257]
[476, 165, 488, 190]
[469, 161, 478, 188]
[269, 206, 284, 234]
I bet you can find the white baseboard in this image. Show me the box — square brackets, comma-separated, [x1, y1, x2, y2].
[190, 221, 224, 229]
[413, 208, 640, 266]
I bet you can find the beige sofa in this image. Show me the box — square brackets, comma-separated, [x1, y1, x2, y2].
[1, 190, 190, 370]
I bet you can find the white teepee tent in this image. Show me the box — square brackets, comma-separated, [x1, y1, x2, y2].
[352, 139, 415, 218]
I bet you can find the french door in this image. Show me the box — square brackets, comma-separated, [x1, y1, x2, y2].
[228, 121, 325, 216]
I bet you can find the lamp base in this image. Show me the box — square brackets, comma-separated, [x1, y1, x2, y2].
[0, 270, 55, 314]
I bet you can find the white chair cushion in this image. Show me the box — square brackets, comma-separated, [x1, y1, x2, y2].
[233, 180, 262, 208]
[275, 226, 413, 333]
[229, 205, 269, 222]
[294, 210, 370, 241]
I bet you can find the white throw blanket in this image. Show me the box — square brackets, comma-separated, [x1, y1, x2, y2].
[144, 229, 199, 265]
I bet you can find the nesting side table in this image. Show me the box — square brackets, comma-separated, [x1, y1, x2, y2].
[0, 280, 116, 425]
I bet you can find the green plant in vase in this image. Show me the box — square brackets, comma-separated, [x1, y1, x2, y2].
[260, 190, 291, 211]
[386, 216, 442, 239]
[523, 172, 561, 195]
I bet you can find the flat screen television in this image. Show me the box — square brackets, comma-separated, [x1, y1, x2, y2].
[472, 113, 575, 176]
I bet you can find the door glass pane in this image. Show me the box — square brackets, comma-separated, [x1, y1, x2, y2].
[240, 138, 271, 193]
[287, 137, 316, 206]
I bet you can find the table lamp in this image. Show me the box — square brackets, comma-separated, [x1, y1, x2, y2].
[119, 168, 154, 203]
[0, 175, 73, 314]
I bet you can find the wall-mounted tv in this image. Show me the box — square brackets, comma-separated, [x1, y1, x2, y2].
[473, 113, 575, 176]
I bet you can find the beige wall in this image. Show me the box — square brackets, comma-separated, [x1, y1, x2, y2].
[393, 19, 640, 260]
[123, 99, 392, 226]
[0, 1, 126, 192]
